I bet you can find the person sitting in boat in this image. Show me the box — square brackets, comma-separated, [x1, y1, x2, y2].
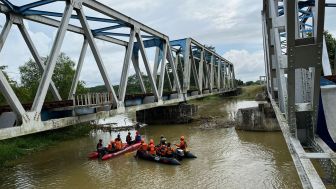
[134, 131, 141, 143]
[175, 136, 188, 152]
[115, 138, 123, 151]
[148, 139, 156, 155]
[97, 139, 103, 152]
[126, 132, 132, 145]
[139, 138, 148, 153]
[97, 139, 107, 156]
[115, 133, 122, 143]
[107, 140, 116, 153]
[166, 143, 175, 157]
[159, 143, 167, 157]
[160, 135, 167, 146]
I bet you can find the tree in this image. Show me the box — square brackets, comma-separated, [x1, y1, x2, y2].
[235, 79, 244, 86]
[324, 31, 336, 72]
[19, 53, 87, 102]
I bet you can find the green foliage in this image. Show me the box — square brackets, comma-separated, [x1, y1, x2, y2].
[235, 79, 244, 86]
[245, 81, 257, 86]
[19, 53, 87, 101]
[324, 31, 336, 71]
[235, 85, 265, 100]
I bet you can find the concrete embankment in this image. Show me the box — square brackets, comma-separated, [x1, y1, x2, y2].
[136, 103, 198, 124]
[235, 103, 280, 131]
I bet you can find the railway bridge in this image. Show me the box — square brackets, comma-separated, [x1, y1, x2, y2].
[0, 0, 236, 140]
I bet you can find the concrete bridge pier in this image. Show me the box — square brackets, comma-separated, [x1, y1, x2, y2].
[136, 103, 198, 124]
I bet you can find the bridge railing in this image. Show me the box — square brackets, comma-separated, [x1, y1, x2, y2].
[74, 93, 112, 107]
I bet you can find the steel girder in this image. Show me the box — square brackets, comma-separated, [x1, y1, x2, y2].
[0, 0, 236, 138]
[262, 0, 336, 188]
[170, 38, 236, 94]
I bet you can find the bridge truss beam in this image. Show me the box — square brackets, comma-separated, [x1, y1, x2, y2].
[0, 0, 236, 139]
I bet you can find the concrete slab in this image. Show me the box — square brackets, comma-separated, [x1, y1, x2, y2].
[321, 85, 336, 143]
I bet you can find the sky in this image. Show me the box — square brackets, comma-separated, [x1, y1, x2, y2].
[0, 0, 336, 87]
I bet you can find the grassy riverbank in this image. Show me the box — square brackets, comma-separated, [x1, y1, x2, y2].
[234, 85, 265, 100]
[0, 124, 91, 168]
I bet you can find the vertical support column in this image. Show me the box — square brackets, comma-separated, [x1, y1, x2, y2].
[131, 52, 147, 93]
[165, 68, 173, 91]
[189, 46, 200, 92]
[198, 49, 204, 93]
[285, 0, 297, 136]
[311, 0, 325, 140]
[216, 57, 221, 89]
[18, 23, 62, 101]
[223, 62, 227, 90]
[68, 39, 88, 99]
[32, 3, 74, 112]
[232, 64, 236, 88]
[136, 29, 160, 101]
[182, 38, 191, 93]
[209, 55, 214, 91]
[118, 28, 136, 102]
[167, 45, 182, 94]
[264, 0, 277, 99]
[158, 41, 168, 97]
[153, 47, 161, 80]
[76, 8, 118, 106]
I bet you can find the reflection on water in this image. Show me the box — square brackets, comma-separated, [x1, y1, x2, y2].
[0, 99, 302, 189]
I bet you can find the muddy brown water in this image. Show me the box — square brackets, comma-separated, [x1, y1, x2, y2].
[0, 98, 302, 189]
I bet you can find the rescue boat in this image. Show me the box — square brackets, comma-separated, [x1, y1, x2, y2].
[135, 150, 181, 165]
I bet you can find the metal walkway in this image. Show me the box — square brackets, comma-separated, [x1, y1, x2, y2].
[0, 0, 236, 140]
[262, 0, 336, 188]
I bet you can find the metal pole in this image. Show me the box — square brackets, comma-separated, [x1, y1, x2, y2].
[68, 39, 89, 99]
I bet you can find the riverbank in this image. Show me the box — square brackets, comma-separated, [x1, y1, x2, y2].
[0, 124, 91, 168]
[233, 85, 265, 100]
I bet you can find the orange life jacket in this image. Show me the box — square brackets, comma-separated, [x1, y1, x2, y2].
[141, 143, 148, 151]
[166, 147, 173, 155]
[179, 141, 187, 150]
[160, 145, 167, 156]
[115, 141, 122, 150]
[148, 143, 156, 155]
[107, 144, 112, 151]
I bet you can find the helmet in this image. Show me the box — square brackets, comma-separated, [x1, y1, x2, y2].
[180, 136, 184, 140]
[150, 139, 154, 144]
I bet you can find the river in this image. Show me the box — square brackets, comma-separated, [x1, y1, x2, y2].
[0, 97, 302, 189]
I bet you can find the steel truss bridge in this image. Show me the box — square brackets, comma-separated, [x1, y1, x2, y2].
[0, 0, 236, 140]
[263, 0, 336, 188]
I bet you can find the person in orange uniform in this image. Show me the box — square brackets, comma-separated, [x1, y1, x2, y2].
[115, 138, 122, 151]
[175, 136, 188, 151]
[166, 143, 174, 157]
[159, 143, 167, 156]
[148, 139, 156, 155]
[139, 138, 148, 152]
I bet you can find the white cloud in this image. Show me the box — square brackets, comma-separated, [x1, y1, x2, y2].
[223, 49, 265, 82]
